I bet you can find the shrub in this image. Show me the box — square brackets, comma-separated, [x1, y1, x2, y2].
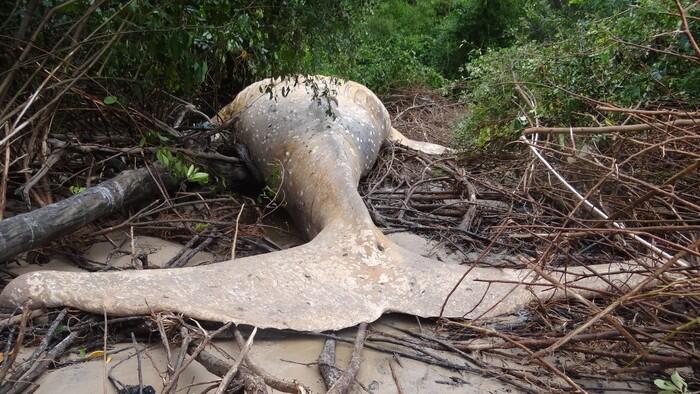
[454, 0, 700, 148]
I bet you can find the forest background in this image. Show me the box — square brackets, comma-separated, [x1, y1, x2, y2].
[3, 0, 698, 149]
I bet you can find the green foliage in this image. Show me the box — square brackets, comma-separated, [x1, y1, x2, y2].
[69, 185, 87, 195]
[192, 223, 209, 233]
[655, 372, 689, 394]
[308, 0, 526, 92]
[102, 96, 118, 105]
[156, 148, 209, 185]
[26, 0, 364, 96]
[138, 131, 170, 147]
[454, 0, 700, 147]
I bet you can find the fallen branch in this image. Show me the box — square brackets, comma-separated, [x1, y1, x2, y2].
[188, 345, 264, 394]
[522, 118, 698, 135]
[596, 105, 700, 117]
[232, 328, 306, 393]
[162, 322, 232, 394]
[318, 339, 342, 389]
[216, 326, 257, 394]
[0, 166, 175, 263]
[675, 0, 700, 60]
[327, 323, 368, 394]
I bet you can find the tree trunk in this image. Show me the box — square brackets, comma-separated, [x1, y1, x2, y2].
[0, 166, 175, 263]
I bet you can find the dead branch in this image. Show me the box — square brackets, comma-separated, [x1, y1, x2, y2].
[327, 323, 368, 394]
[318, 339, 342, 389]
[523, 118, 698, 135]
[0, 166, 175, 263]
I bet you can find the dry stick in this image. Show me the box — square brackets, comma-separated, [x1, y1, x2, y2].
[106, 344, 148, 392]
[0, 0, 77, 110]
[520, 135, 688, 267]
[0, 310, 41, 330]
[0, 309, 28, 384]
[0, 166, 175, 263]
[566, 346, 700, 367]
[379, 328, 543, 393]
[187, 345, 258, 393]
[461, 323, 585, 393]
[450, 324, 688, 352]
[606, 159, 700, 222]
[388, 361, 405, 394]
[2, 309, 68, 391]
[232, 329, 305, 393]
[103, 309, 109, 394]
[0, 124, 10, 220]
[231, 203, 246, 259]
[383, 324, 481, 367]
[530, 139, 700, 214]
[6, 330, 79, 394]
[164, 234, 201, 267]
[612, 36, 700, 63]
[156, 314, 174, 374]
[170, 327, 192, 390]
[130, 332, 143, 394]
[675, 0, 700, 59]
[215, 326, 257, 394]
[327, 323, 368, 394]
[596, 105, 700, 117]
[522, 118, 698, 135]
[161, 322, 232, 394]
[168, 236, 213, 268]
[318, 339, 342, 389]
[532, 237, 700, 358]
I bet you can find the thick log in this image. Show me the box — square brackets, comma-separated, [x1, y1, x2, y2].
[0, 166, 174, 263]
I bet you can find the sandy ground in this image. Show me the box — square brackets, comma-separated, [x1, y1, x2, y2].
[30, 317, 512, 394]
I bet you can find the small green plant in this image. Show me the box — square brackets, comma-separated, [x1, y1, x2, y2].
[192, 223, 209, 233]
[139, 130, 169, 147]
[655, 372, 689, 394]
[102, 96, 117, 105]
[156, 148, 209, 185]
[69, 185, 86, 195]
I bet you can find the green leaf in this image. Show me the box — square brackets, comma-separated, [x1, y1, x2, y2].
[79, 348, 87, 358]
[156, 149, 170, 167]
[103, 96, 117, 105]
[654, 379, 677, 391]
[670, 372, 686, 391]
[69, 185, 86, 195]
[193, 223, 209, 232]
[188, 172, 209, 184]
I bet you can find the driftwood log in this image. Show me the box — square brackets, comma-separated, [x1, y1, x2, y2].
[0, 166, 174, 263]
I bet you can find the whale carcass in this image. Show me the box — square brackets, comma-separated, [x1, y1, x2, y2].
[0, 76, 643, 331]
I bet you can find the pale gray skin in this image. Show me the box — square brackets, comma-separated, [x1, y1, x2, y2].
[0, 76, 643, 331]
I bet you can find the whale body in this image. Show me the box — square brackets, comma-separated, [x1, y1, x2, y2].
[0, 76, 640, 331]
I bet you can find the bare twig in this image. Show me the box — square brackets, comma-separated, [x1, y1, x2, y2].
[215, 326, 257, 394]
[327, 323, 368, 394]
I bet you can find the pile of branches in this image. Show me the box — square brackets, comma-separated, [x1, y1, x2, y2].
[360, 77, 699, 391]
